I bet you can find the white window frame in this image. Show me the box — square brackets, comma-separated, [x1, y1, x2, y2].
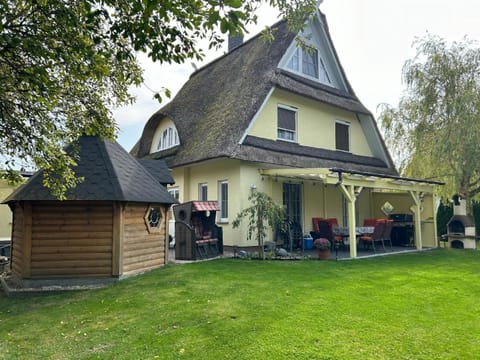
[335, 120, 350, 152]
[157, 126, 179, 151]
[286, 44, 331, 85]
[218, 180, 229, 223]
[199, 183, 208, 201]
[277, 104, 297, 143]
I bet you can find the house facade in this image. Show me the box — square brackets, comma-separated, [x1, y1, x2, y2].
[132, 9, 441, 258]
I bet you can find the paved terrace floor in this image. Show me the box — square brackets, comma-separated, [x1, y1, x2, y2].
[167, 244, 428, 263]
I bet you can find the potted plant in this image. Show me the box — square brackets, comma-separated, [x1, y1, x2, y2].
[314, 238, 331, 260]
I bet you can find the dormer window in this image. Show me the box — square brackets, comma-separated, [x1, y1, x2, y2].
[287, 46, 331, 85]
[157, 127, 179, 151]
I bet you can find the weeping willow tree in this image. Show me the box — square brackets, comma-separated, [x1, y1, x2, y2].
[379, 35, 480, 211]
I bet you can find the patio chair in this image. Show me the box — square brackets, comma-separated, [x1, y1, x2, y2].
[382, 219, 394, 251]
[363, 219, 377, 227]
[359, 219, 386, 253]
[326, 218, 347, 249]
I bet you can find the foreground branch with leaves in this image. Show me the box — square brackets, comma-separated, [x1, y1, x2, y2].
[0, 0, 317, 197]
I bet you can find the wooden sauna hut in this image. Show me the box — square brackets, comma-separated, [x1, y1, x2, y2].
[2, 135, 176, 289]
[174, 201, 223, 260]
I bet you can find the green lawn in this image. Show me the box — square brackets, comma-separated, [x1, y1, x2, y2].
[1, 250, 480, 359]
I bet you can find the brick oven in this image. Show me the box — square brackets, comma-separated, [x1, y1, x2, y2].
[446, 196, 476, 249]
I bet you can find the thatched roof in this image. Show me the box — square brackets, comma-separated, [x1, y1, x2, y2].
[131, 13, 396, 176]
[4, 135, 176, 204]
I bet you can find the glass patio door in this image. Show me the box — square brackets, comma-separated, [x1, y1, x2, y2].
[283, 183, 302, 225]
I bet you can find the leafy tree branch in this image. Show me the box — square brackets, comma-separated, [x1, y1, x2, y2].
[0, 0, 317, 197]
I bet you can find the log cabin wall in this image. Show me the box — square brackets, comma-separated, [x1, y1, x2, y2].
[122, 203, 167, 275]
[29, 202, 113, 278]
[11, 203, 25, 277]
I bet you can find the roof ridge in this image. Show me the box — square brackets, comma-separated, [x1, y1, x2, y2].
[189, 19, 287, 78]
[96, 137, 125, 200]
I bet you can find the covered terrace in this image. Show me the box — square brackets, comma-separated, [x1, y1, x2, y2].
[259, 167, 444, 259]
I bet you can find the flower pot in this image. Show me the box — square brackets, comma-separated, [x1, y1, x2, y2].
[318, 249, 330, 260]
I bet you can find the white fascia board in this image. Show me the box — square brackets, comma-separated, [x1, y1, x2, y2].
[238, 87, 275, 144]
[314, 16, 349, 92]
[356, 113, 392, 166]
[277, 14, 345, 91]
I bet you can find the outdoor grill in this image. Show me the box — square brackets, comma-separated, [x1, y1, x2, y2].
[388, 213, 414, 246]
[446, 196, 476, 249]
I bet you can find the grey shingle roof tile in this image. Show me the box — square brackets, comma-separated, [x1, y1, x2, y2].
[4, 135, 177, 204]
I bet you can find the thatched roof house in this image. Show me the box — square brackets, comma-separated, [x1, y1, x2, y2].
[129, 9, 441, 257]
[131, 15, 396, 176]
[3, 135, 176, 288]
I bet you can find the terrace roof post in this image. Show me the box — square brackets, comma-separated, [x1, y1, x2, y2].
[339, 183, 358, 258]
[432, 194, 439, 248]
[409, 191, 423, 249]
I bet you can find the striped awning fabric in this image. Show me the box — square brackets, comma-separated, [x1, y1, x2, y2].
[192, 201, 220, 212]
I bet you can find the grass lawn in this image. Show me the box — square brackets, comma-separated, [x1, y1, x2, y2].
[1, 249, 480, 359]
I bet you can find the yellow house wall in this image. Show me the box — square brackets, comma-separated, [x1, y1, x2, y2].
[323, 186, 344, 224]
[0, 180, 16, 240]
[248, 88, 373, 157]
[170, 159, 245, 246]
[356, 190, 373, 225]
[303, 182, 324, 232]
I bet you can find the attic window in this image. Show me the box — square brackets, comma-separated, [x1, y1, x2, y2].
[287, 46, 331, 85]
[157, 127, 179, 151]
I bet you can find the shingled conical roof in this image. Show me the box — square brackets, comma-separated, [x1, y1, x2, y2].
[4, 135, 176, 204]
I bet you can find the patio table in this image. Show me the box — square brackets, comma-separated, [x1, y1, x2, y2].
[333, 226, 374, 244]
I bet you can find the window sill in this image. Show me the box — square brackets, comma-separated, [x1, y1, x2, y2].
[277, 138, 297, 144]
[217, 220, 229, 225]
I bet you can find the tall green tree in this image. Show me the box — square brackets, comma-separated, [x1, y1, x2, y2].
[379, 35, 480, 209]
[0, 0, 316, 197]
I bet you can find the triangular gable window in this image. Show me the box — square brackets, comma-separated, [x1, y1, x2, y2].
[287, 45, 331, 85]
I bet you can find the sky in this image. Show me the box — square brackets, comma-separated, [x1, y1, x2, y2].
[113, 0, 480, 152]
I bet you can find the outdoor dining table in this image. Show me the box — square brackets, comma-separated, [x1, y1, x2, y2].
[333, 226, 374, 245]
